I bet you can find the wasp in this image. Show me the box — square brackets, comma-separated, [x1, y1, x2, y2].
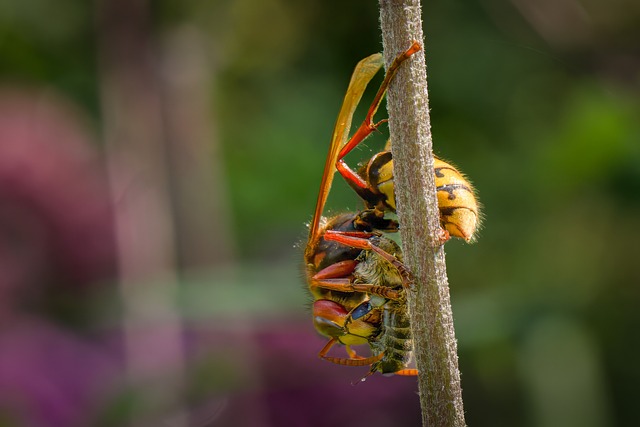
[330, 71, 481, 242]
[305, 42, 422, 376]
[338, 144, 481, 242]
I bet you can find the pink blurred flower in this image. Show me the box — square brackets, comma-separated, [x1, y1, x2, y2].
[0, 88, 116, 311]
[0, 88, 119, 426]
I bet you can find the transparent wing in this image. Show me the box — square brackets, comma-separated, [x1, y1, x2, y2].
[307, 53, 384, 251]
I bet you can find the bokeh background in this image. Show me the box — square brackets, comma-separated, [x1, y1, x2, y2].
[1, 0, 639, 426]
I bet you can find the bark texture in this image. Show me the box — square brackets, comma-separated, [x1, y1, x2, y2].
[379, 1, 466, 425]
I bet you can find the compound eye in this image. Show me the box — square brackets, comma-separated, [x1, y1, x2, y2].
[351, 301, 373, 320]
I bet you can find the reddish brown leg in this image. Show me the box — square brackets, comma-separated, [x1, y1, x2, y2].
[324, 230, 378, 239]
[310, 277, 402, 300]
[313, 260, 358, 280]
[319, 338, 384, 367]
[311, 250, 403, 299]
[359, 365, 418, 381]
[324, 230, 413, 288]
[336, 41, 422, 191]
[345, 345, 365, 360]
[393, 368, 419, 376]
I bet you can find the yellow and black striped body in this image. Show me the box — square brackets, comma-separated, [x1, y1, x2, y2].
[370, 299, 413, 374]
[350, 235, 413, 375]
[350, 149, 480, 242]
[433, 157, 480, 242]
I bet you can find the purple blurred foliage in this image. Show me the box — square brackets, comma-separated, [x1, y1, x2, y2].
[0, 318, 121, 427]
[0, 88, 120, 426]
[0, 88, 117, 301]
[183, 320, 422, 427]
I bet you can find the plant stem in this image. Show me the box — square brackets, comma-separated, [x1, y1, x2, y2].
[378, 1, 467, 426]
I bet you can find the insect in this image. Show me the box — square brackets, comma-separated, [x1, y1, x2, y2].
[328, 55, 481, 242]
[338, 142, 480, 242]
[337, 143, 480, 242]
[305, 42, 422, 376]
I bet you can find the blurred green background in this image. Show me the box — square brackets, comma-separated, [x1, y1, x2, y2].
[1, 0, 639, 426]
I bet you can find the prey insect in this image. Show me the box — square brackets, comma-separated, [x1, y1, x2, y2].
[304, 42, 422, 376]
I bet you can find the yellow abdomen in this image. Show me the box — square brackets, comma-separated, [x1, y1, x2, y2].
[434, 157, 480, 242]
